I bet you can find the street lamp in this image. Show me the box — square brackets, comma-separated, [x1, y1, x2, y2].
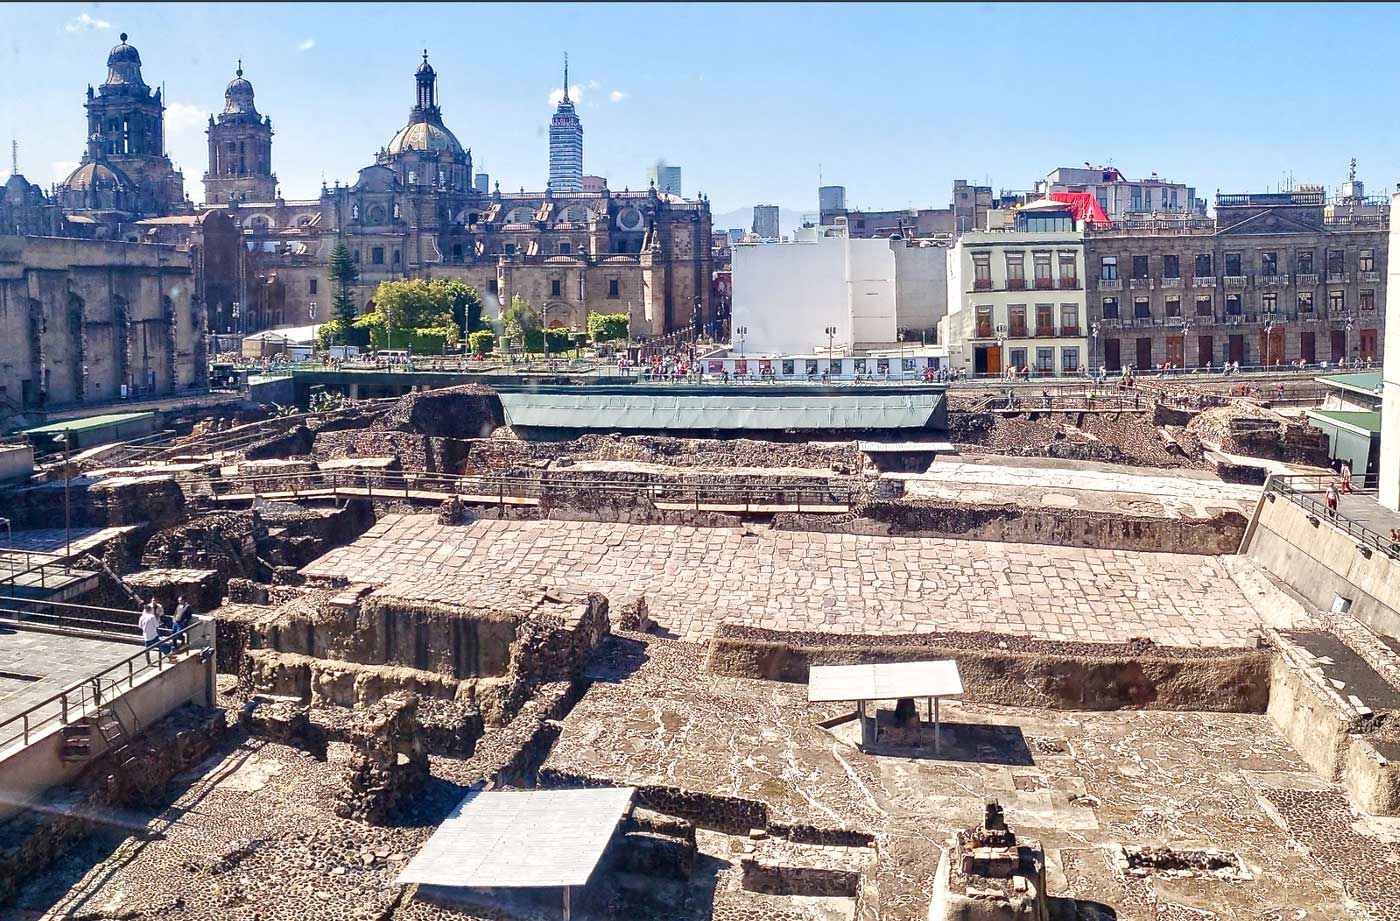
[735, 325, 748, 356]
[825, 326, 837, 357]
[1262, 319, 1275, 369]
[1089, 322, 1101, 377]
[53, 432, 71, 571]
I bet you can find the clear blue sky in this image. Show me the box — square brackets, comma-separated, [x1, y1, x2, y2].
[3, 2, 1398, 216]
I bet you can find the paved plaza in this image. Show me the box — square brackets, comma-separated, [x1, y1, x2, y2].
[0, 627, 140, 739]
[302, 514, 1305, 647]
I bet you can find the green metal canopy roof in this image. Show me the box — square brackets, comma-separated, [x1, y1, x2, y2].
[22, 412, 155, 436]
[1306, 408, 1382, 435]
[1315, 371, 1382, 397]
[499, 388, 945, 432]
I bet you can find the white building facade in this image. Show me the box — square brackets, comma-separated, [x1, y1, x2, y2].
[731, 234, 947, 355]
[945, 208, 1088, 376]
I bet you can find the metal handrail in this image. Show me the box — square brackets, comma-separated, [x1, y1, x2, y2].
[0, 595, 140, 636]
[1268, 474, 1398, 558]
[204, 467, 854, 509]
[0, 620, 209, 754]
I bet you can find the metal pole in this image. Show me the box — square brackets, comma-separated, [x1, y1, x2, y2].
[934, 696, 941, 753]
[62, 433, 71, 571]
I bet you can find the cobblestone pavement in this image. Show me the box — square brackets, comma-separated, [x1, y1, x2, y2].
[303, 515, 1293, 647]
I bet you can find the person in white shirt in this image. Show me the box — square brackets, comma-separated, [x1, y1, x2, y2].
[139, 601, 160, 664]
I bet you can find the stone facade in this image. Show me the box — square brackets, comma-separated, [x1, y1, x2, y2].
[202, 63, 276, 204]
[0, 235, 203, 412]
[1086, 190, 1388, 371]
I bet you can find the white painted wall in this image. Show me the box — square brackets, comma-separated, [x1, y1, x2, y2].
[847, 239, 897, 346]
[892, 243, 948, 335]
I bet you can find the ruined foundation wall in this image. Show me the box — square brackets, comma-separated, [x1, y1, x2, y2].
[705, 626, 1271, 712]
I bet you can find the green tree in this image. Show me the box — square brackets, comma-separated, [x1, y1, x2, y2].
[437, 280, 485, 333]
[587, 312, 630, 343]
[467, 329, 495, 355]
[501, 294, 539, 348]
[329, 241, 359, 336]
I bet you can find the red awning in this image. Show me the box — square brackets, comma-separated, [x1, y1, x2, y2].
[1048, 191, 1111, 227]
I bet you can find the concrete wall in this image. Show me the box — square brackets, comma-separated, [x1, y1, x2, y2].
[732, 239, 849, 355]
[0, 652, 212, 821]
[892, 242, 948, 337]
[0, 444, 34, 483]
[846, 238, 897, 347]
[1244, 489, 1400, 636]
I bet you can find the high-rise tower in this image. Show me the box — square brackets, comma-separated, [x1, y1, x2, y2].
[203, 61, 277, 204]
[548, 54, 583, 193]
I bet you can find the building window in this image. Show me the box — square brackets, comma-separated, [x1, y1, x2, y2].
[352, 249, 360, 263]
[1058, 252, 1077, 286]
[1035, 303, 1053, 336]
[1226, 293, 1242, 316]
[1100, 256, 1118, 281]
[371, 247, 384, 265]
[1327, 249, 1345, 275]
[1196, 295, 1212, 317]
[1195, 253, 1212, 277]
[1166, 296, 1181, 317]
[309, 279, 318, 295]
[1134, 297, 1151, 319]
[1131, 255, 1149, 279]
[559, 241, 572, 255]
[1005, 252, 1025, 289]
[1298, 291, 1313, 313]
[608, 279, 620, 298]
[1008, 305, 1027, 337]
[1009, 348, 1027, 369]
[1162, 255, 1180, 278]
[1330, 290, 1345, 313]
[1361, 249, 1375, 273]
[1061, 347, 1080, 373]
[1261, 252, 1278, 276]
[975, 305, 993, 338]
[488, 279, 498, 294]
[1224, 252, 1242, 276]
[550, 279, 562, 297]
[504, 243, 517, 255]
[1297, 250, 1314, 274]
[973, 253, 992, 290]
[393, 249, 400, 264]
[1033, 252, 1052, 288]
[1362, 289, 1376, 311]
[1262, 292, 1278, 313]
[1060, 304, 1079, 335]
[1036, 347, 1055, 372]
[1102, 296, 1119, 319]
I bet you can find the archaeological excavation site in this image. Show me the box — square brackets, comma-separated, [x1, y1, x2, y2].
[3, 374, 1400, 921]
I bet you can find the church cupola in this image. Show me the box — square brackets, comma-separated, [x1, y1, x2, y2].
[203, 60, 277, 204]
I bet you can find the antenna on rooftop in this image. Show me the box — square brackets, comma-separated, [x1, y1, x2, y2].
[10, 139, 17, 176]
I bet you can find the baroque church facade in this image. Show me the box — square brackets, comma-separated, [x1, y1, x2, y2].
[4, 36, 714, 341]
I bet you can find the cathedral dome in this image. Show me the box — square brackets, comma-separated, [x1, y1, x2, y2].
[63, 160, 132, 192]
[386, 121, 465, 156]
[223, 64, 258, 116]
[104, 33, 146, 87]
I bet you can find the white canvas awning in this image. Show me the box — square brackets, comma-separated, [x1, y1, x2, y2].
[396, 787, 635, 889]
[808, 660, 963, 703]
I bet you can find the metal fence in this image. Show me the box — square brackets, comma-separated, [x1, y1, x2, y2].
[1268, 474, 1399, 558]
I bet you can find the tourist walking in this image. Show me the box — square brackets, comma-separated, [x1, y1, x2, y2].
[1325, 482, 1340, 519]
[1340, 461, 1355, 494]
[139, 600, 161, 665]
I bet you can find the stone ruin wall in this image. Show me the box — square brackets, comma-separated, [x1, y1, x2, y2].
[704, 624, 1272, 713]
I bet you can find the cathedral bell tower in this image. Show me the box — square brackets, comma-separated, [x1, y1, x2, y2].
[203, 61, 277, 204]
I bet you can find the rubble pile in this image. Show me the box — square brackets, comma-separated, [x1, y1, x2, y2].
[1187, 404, 1331, 465]
[948, 411, 1202, 469]
[376, 384, 503, 437]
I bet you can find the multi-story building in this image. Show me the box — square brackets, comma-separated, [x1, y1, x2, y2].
[547, 56, 583, 193]
[473, 172, 491, 194]
[752, 204, 780, 240]
[646, 161, 682, 197]
[945, 200, 1087, 375]
[952, 179, 993, 235]
[1037, 166, 1205, 221]
[818, 185, 846, 224]
[580, 175, 607, 193]
[1084, 190, 1387, 372]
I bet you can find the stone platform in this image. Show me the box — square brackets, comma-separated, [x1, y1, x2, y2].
[302, 514, 1303, 648]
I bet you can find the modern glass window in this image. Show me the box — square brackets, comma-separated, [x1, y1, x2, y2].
[1102, 296, 1119, 319]
[1162, 255, 1180, 278]
[1100, 256, 1118, 280]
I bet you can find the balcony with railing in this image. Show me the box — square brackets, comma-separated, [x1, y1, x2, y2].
[1098, 277, 1123, 291]
[1324, 213, 1389, 229]
[1327, 272, 1349, 284]
[1034, 277, 1055, 290]
[1224, 275, 1250, 288]
[1296, 273, 1320, 287]
[1193, 276, 1216, 288]
[1058, 276, 1079, 290]
[1060, 325, 1082, 337]
[1007, 278, 1026, 290]
[1256, 273, 1289, 287]
[974, 279, 993, 291]
[1086, 218, 1217, 236]
[1361, 271, 1381, 283]
[1161, 276, 1183, 288]
[1129, 277, 1153, 290]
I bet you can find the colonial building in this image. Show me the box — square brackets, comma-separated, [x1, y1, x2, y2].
[945, 200, 1087, 376]
[197, 52, 714, 338]
[58, 33, 191, 222]
[0, 235, 203, 412]
[203, 62, 276, 204]
[1085, 189, 1388, 371]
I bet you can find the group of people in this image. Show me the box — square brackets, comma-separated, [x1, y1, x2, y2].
[137, 595, 196, 664]
[1323, 462, 1359, 519]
